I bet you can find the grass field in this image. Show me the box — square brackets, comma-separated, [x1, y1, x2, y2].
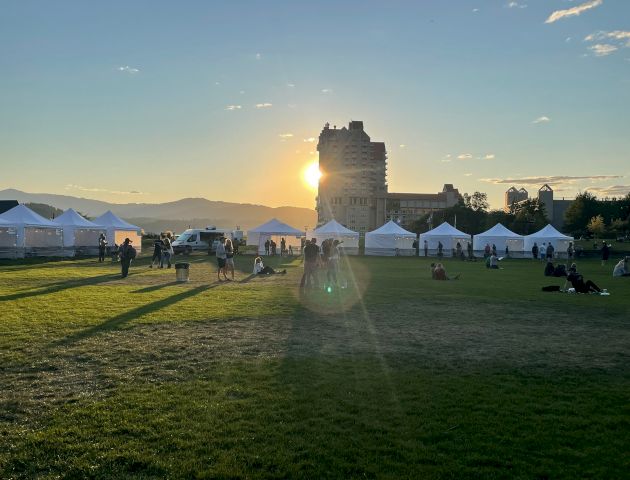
[1, 253, 629, 479]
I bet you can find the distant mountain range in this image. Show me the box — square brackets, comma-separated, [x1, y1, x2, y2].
[0, 189, 317, 233]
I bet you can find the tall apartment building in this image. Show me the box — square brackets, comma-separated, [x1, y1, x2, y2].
[316, 121, 387, 233]
[316, 120, 461, 232]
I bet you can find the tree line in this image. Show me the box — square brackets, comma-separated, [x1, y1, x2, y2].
[408, 191, 630, 238]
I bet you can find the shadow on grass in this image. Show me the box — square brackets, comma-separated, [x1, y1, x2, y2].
[0, 273, 122, 302]
[50, 284, 215, 348]
[133, 281, 181, 293]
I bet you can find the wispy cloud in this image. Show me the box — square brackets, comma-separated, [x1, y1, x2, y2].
[255, 103, 273, 108]
[399, 144, 407, 148]
[586, 184, 630, 197]
[532, 116, 551, 124]
[589, 44, 618, 56]
[481, 175, 622, 185]
[255, 53, 262, 60]
[65, 184, 144, 195]
[507, 2, 527, 9]
[472, 8, 479, 13]
[457, 153, 473, 160]
[545, 0, 603, 24]
[225, 105, 242, 111]
[584, 30, 630, 56]
[484, 154, 496, 160]
[464, 173, 473, 176]
[287, 83, 296, 87]
[321, 88, 333, 94]
[441, 154, 452, 163]
[117, 66, 139, 74]
[278, 133, 293, 139]
[303, 137, 316, 143]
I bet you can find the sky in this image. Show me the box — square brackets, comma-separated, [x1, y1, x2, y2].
[1, 0, 629, 209]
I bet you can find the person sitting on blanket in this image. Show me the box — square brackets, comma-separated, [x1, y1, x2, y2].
[544, 260, 555, 277]
[253, 257, 286, 275]
[563, 264, 603, 294]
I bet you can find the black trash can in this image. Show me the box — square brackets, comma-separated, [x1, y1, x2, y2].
[175, 262, 190, 282]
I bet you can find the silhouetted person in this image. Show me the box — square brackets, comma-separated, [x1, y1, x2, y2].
[424, 240, 428, 257]
[280, 237, 286, 256]
[601, 241, 610, 266]
[437, 241, 443, 258]
[300, 238, 320, 290]
[532, 242, 539, 260]
[150, 238, 162, 268]
[119, 238, 135, 278]
[564, 264, 603, 293]
[264, 239, 270, 255]
[98, 233, 107, 262]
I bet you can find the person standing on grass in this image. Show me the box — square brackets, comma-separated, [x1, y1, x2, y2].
[160, 234, 173, 269]
[150, 237, 163, 268]
[300, 238, 320, 290]
[601, 241, 610, 266]
[224, 238, 235, 281]
[467, 241, 474, 260]
[546, 243, 555, 261]
[280, 237, 286, 256]
[98, 233, 107, 263]
[532, 242, 539, 260]
[119, 238, 136, 278]
[424, 239, 428, 257]
[437, 241, 443, 259]
[215, 237, 229, 281]
[567, 241, 574, 262]
[264, 239, 270, 256]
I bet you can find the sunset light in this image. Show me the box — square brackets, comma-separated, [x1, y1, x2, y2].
[303, 161, 322, 190]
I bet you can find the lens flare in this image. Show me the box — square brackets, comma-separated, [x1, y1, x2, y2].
[303, 161, 322, 190]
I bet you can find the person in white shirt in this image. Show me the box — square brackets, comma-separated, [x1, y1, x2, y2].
[253, 257, 285, 275]
[613, 257, 629, 277]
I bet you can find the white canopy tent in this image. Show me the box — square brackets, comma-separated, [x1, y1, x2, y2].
[309, 220, 360, 255]
[524, 224, 574, 258]
[419, 222, 471, 256]
[0, 204, 64, 257]
[0, 218, 19, 259]
[473, 223, 524, 257]
[247, 218, 304, 255]
[93, 211, 142, 252]
[365, 220, 416, 256]
[53, 208, 106, 256]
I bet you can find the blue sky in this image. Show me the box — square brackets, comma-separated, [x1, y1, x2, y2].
[1, 0, 629, 209]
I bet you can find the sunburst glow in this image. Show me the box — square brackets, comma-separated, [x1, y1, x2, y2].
[303, 161, 322, 190]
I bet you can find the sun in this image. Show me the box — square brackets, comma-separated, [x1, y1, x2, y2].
[303, 161, 322, 190]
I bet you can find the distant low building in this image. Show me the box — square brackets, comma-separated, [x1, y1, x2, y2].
[384, 185, 462, 229]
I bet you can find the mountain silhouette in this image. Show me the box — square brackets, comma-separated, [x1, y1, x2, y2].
[0, 189, 316, 232]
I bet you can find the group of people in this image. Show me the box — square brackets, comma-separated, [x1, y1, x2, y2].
[215, 236, 236, 281]
[263, 237, 292, 256]
[150, 233, 175, 269]
[300, 237, 342, 291]
[531, 242, 556, 261]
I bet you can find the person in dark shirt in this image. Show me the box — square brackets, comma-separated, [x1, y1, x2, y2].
[532, 243, 539, 260]
[150, 238, 162, 268]
[300, 238, 320, 290]
[544, 261, 555, 277]
[564, 264, 602, 293]
[601, 241, 610, 266]
[119, 238, 135, 278]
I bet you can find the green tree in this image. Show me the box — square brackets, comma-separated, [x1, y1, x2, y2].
[563, 192, 599, 235]
[462, 191, 489, 212]
[510, 199, 547, 235]
[587, 215, 606, 237]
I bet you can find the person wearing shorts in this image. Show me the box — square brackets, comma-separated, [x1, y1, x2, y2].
[215, 237, 229, 281]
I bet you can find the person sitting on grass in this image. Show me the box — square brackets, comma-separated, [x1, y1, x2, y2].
[544, 260, 555, 277]
[613, 256, 630, 277]
[563, 264, 603, 294]
[253, 257, 286, 275]
[431, 263, 460, 281]
[486, 253, 500, 269]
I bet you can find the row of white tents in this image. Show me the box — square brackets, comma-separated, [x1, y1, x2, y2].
[245, 218, 574, 258]
[0, 205, 142, 258]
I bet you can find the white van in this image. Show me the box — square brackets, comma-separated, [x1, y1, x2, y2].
[172, 227, 233, 255]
